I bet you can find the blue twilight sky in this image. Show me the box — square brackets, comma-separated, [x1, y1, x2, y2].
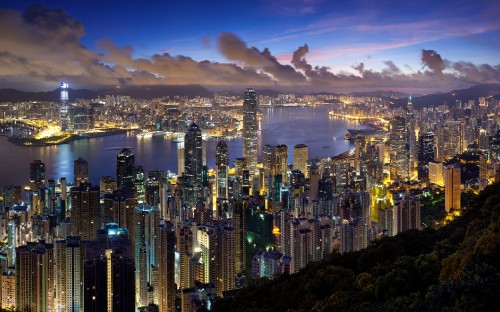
[0, 0, 499, 92]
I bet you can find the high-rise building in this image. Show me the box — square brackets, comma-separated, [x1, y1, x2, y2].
[216, 140, 229, 200]
[70, 183, 100, 240]
[215, 225, 236, 297]
[60, 81, 69, 131]
[55, 236, 83, 312]
[437, 121, 464, 160]
[428, 162, 444, 186]
[293, 144, 309, 178]
[15, 241, 55, 312]
[74, 157, 89, 186]
[158, 220, 175, 312]
[444, 163, 461, 212]
[116, 148, 135, 195]
[275, 144, 289, 184]
[263, 144, 276, 194]
[243, 89, 258, 175]
[30, 159, 46, 184]
[406, 97, 417, 176]
[1, 270, 16, 310]
[184, 123, 203, 206]
[340, 219, 367, 254]
[394, 194, 421, 234]
[251, 251, 291, 280]
[389, 117, 409, 181]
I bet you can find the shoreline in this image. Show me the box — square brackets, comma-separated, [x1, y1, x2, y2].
[7, 129, 131, 147]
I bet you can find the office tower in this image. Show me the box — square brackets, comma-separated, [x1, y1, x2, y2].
[117, 148, 135, 195]
[216, 140, 229, 200]
[184, 123, 203, 206]
[394, 194, 421, 233]
[70, 183, 100, 240]
[55, 237, 83, 312]
[263, 144, 276, 193]
[30, 159, 46, 184]
[428, 162, 444, 186]
[389, 117, 409, 181]
[135, 165, 146, 203]
[74, 157, 89, 186]
[251, 251, 291, 279]
[1, 270, 16, 310]
[60, 81, 69, 131]
[418, 132, 435, 163]
[293, 144, 309, 178]
[16, 241, 55, 312]
[444, 163, 461, 212]
[133, 204, 160, 308]
[158, 220, 175, 312]
[370, 183, 391, 225]
[243, 88, 258, 175]
[437, 121, 464, 160]
[275, 144, 289, 184]
[406, 97, 417, 175]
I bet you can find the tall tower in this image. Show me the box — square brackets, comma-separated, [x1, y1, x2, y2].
[243, 89, 258, 176]
[293, 144, 309, 178]
[216, 140, 229, 200]
[116, 148, 135, 195]
[30, 159, 46, 184]
[74, 157, 89, 186]
[184, 123, 203, 206]
[158, 220, 175, 312]
[70, 183, 100, 240]
[55, 237, 84, 312]
[60, 81, 69, 131]
[444, 163, 461, 213]
[389, 117, 408, 181]
[275, 144, 289, 184]
[406, 97, 417, 176]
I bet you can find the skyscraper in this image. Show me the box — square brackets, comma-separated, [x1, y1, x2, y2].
[184, 123, 203, 206]
[158, 220, 175, 312]
[70, 183, 100, 240]
[60, 81, 69, 131]
[293, 144, 309, 178]
[216, 140, 229, 200]
[275, 144, 289, 184]
[389, 117, 408, 181]
[55, 236, 83, 312]
[406, 97, 417, 176]
[243, 89, 258, 176]
[29, 160, 46, 184]
[394, 194, 421, 234]
[74, 157, 89, 186]
[116, 148, 135, 195]
[444, 163, 461, 212]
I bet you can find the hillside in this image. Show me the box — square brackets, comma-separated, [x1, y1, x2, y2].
[213, 183, 500, 311]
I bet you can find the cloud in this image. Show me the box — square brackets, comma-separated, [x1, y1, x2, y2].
[0, 5, 499, 93]
[421, 49, 446, 74]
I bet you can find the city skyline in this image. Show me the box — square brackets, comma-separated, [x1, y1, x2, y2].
[0, 0, 499, 92]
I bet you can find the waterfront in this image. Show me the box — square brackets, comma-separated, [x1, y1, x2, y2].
[0, 105, 367, 186]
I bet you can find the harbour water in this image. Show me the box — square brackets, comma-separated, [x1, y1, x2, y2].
[0, 105, 367, 186]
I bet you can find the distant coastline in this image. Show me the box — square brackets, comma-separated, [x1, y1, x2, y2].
[7, 128, 130, 147]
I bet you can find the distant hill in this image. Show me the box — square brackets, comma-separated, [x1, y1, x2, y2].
[213, 182, 500, 311]
[394, 83, 500, 108]
[0, 84, 213, 102]
[350, 90, 410, 98]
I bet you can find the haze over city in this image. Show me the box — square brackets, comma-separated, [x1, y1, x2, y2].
[0, 0, 499, 92]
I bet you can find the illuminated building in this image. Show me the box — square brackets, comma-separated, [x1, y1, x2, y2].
[184, 123, 203, 207]
[70, 183, 100, 240]
[243, 89, 258, 175]
[55, 236, 83, 312]
[340, 219, 367, 254]
[275, 144, 289, 184]
[133, 204, 160, 308]
[178, 225, 194, 290]
[394, 194, 421, 233]
[215, 224, 235, 297]
[2, 185, 21, 210]
[263, 144, 276, 194]
[68, 105, 94, 131]
[444, 163, 461, 212]
[479, 153, 488, 190]
[102, 189, 137, 227]
[216, 140, 229, 200]
[437, 121, 464, 161]
[60, 81, 69, 131]
[7, 220, 16, 268]
[406, 97, 417, 175]
[417, 132, 435, 179]
[1, 270, 16, 310]
[100, 176, 117, 193]
[15, 241, 54, 312]
[158, 220, 175, 312]
[251, 251, 291, 280]
[181, 283, 215, 312]
[232, 200, 247, 275]
[135, 165, 146, 203]
[371, 183, 392, 231]
[389, 117, 409, 181]
[293, 144, 309, 178]
[428, 162, 444, 186]
[116, 148, 135, 195]
[30, 159, 46, 184]
[74, 157, 89, 186]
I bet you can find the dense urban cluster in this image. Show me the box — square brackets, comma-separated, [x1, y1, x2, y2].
[0, 86, 499, 312]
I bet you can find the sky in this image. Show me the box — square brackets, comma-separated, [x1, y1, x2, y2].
[0, 0, 499, 93]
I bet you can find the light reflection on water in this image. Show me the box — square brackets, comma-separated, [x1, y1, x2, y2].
[0, 105, 366, 186]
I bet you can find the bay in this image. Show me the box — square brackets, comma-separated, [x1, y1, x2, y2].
[0, 105, 366, 187]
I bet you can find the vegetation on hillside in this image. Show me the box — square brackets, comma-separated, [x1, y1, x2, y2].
[213, 183, 500, 311]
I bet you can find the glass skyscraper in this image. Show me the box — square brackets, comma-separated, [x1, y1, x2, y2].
[243, 88, 258, 176]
